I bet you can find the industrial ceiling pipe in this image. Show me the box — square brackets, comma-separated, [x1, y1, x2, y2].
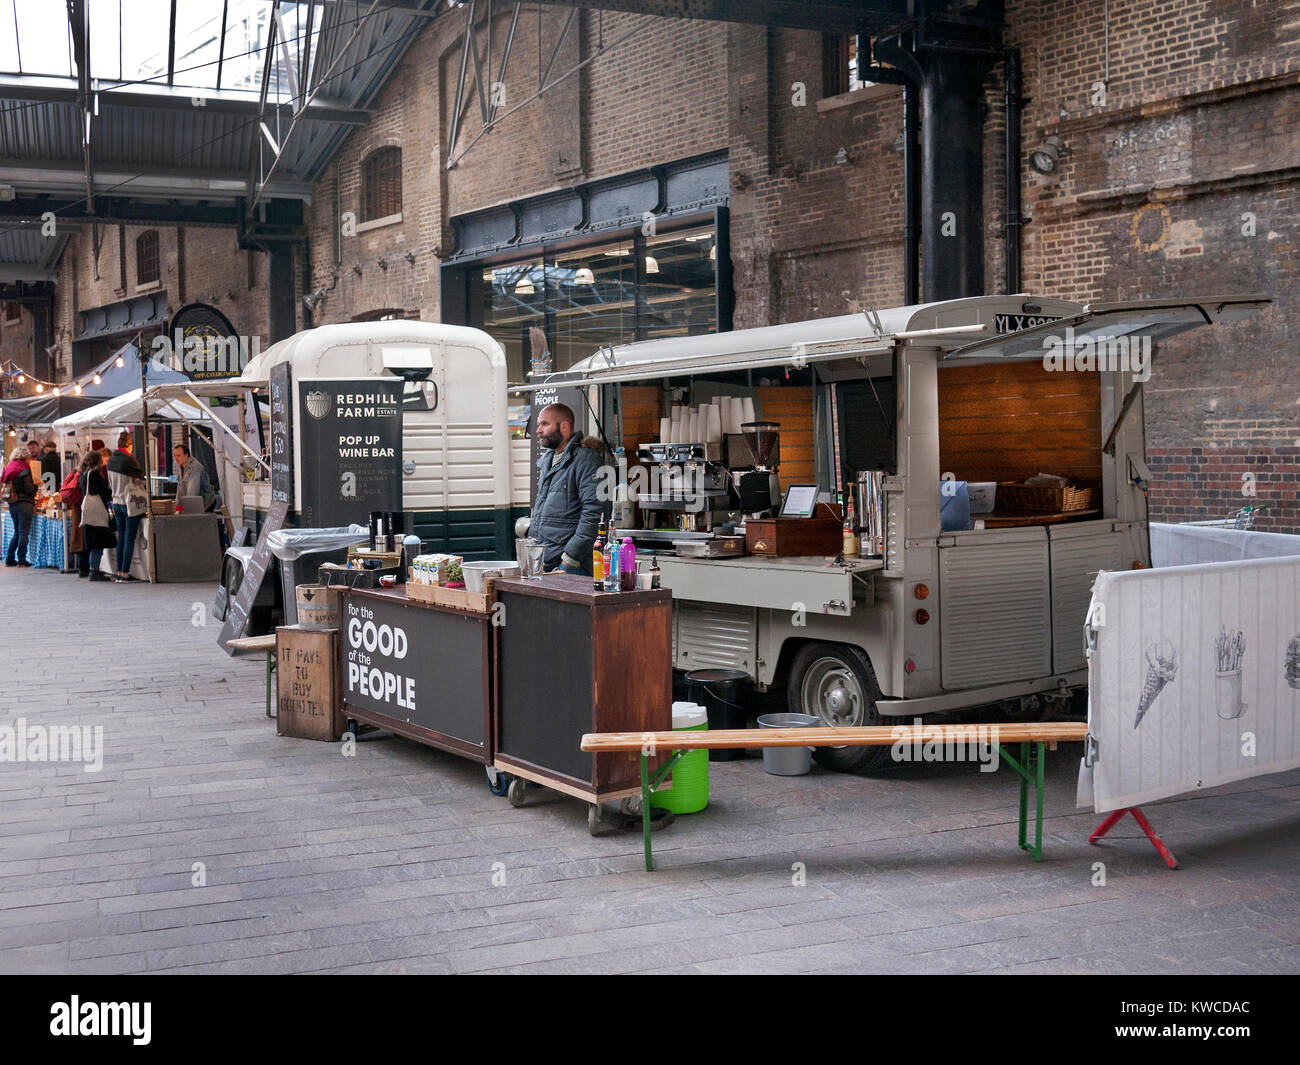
[921, 49, 993, 301]
[1004, 48, 1022, 294]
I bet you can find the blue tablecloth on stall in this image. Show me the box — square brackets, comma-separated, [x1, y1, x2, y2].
[2, 508, 65, 568]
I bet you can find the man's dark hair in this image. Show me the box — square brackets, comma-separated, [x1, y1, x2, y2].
[43, 441, 56, 450]
[543, 403, 575, 432]
[174, 444, 190, 456]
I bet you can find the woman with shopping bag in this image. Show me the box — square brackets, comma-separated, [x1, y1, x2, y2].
[106, 430, 148, 583]
[78, 450, 116, 583]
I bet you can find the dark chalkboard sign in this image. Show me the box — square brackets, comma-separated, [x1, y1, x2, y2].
[528, 384, 586, 500]
[218, 497, 289, 653]
[269, 361, 294, 505]
[340, 593, 487, 751]
[298, 379, 403, 528]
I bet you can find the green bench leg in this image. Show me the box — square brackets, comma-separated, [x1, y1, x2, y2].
[998, 741, 1047, 861]
[641, 754, 652, 871]
[640, 749, 685, 872]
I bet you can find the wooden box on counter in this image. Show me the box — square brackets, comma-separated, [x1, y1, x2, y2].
[493, 574, 671, 801]
[745, 516, 843, 558]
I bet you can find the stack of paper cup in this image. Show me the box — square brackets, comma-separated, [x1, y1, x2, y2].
[658, 417, 671, 443]
[740, 397, 756, 426]
[704, 404, 722, 443]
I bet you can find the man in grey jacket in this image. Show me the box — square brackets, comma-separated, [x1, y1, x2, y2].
[530, 403, 605, 575]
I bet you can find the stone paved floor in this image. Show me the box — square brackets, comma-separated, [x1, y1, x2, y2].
[2, 568, 1298, 975]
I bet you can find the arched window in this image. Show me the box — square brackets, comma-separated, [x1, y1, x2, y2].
[136, 230, 160, 286]
[361, 147, 402, 222]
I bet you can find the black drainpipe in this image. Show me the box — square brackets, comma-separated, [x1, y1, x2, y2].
[903, 81, 921, 305]
[1004, 49, 1022, 294]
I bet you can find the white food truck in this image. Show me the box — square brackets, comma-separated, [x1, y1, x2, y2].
[524, 293, 1266, 770]
[147, 320, 516, 630]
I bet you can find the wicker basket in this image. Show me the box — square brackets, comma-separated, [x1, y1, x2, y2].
[996, 480, 1098, 513]
[151, 499, 176, 516]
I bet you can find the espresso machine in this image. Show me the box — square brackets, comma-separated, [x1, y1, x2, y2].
[730, 421, 782, 517]
[634, 441, 735, 539]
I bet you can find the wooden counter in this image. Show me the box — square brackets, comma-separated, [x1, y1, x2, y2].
[339, 585, 493, 763]
[493, 574, 672, 803]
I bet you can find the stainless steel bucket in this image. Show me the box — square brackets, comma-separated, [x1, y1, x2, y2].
[756, 713, 822, 775]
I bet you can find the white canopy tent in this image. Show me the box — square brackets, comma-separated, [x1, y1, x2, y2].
[51, 387, 215, 432]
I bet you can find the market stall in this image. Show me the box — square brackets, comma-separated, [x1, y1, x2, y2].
[52, 388, 224, 582]
[1, 394, 103, 570]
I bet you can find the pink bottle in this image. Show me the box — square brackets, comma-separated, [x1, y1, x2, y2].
[620, 537, 636, 591]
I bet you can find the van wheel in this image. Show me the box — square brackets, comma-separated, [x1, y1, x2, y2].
[788, 643, 891, 774]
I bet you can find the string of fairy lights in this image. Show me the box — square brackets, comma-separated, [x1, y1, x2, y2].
[1, 355, 120, 397]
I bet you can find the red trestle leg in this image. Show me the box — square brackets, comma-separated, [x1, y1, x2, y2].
[1089, 806, 1179, 870]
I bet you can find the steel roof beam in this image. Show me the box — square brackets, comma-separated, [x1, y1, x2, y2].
[527, 0, 912, 34]
[0, 162, 314, 202]
[0, 75, 371, 124]
[315, 0, 443, 17]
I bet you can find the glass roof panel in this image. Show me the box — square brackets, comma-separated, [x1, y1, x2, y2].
[88, 1, 124, 81]
[12, 0, 74, 76]
[1, 1, 324, 97]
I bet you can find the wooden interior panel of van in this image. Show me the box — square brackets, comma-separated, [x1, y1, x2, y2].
[619, 385, 662, 468]
[938, 363, 1102, 484]
[756, 385, 815, 486]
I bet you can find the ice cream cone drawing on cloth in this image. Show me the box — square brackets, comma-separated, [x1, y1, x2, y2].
[1134, 640, 1177, 729]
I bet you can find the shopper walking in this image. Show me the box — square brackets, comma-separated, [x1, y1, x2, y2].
[2, 445, 37, 567]
[78, 450, 116, 583]
[107, 430, 148, 582]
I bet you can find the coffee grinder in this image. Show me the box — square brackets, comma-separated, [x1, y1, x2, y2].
[733, 421, 781, 517]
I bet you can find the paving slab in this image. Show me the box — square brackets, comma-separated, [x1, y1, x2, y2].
[1, 571, 1298, 974]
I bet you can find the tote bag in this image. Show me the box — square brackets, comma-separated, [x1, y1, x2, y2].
[81, 483, 110, 527]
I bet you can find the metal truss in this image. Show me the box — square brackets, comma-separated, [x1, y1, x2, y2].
[445, 1, 651, 170]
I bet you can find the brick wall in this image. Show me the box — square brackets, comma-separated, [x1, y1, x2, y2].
[304, 9, 729, 329]
[35, 223, 270, 379]
[1010, 0, 1300, 531]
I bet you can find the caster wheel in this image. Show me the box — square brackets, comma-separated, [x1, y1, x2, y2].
[346, 719, 358, 737]
[588, 805, 604, 836]
[507, 777, 528, 807]
[619, 796, 643, 818]
[486, 768, 509, 797]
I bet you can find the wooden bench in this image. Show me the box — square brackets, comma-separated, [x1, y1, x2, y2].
[581, 723, 1089, 871]
[227, 634, 278, 718]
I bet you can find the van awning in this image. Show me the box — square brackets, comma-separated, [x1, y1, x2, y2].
[941, 295, 1270, 361]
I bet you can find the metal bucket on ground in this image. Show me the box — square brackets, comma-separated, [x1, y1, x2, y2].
[295, 584, 339, 629]
[684, 667, 751, 761]
[756, 713, 822, 776]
